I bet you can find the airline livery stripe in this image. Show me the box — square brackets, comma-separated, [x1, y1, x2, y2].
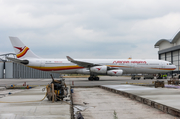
[27, 65, 176, 72]
[28, 65, 84, 71]
[16, 47, 29, 58]
[151, 68, 176, 71]
[110, 65, 176, 71]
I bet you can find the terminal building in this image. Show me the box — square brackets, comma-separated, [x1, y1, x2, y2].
[155, 31, 180, 74]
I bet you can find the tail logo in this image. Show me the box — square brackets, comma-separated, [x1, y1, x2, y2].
[14, 46, 26, 53]
[14, 46, 29, 58]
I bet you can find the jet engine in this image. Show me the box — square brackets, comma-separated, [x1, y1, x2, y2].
[107, 70, 123, 76]
[76, 69, 90, 74]
[90, 66, 107, 74]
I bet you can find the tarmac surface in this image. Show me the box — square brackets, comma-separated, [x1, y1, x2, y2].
[0, 76, 168, 87]
[0, 87, 5, 91]
[0, 76, 179, 119]
[103, 84, 180, 110]
[72, 87, 176, 119]
[0, 86, 71, 119]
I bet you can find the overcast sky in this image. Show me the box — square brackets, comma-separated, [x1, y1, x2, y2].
[1, 0, 180, 59]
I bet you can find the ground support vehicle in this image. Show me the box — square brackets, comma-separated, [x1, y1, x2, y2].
[144, 75, 154, 80]
[131, 75, 141, 80]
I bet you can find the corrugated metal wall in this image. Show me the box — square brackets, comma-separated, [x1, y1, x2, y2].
[3, 61, 60, 79]
[0, 62, 4, 78]
[5, 62, 13, 78]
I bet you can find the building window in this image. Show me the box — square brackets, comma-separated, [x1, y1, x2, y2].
[160, 53, 165, 60]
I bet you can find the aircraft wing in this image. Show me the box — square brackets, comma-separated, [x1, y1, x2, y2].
[6, 57, 29, 65]
[66, 56, 120, 70]
[66, 56, 101, 68]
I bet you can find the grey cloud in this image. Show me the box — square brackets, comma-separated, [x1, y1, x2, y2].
[1, 0, 180, 59]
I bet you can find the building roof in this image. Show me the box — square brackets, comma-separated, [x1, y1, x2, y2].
[154, 39, 171, 48]
[171, 31, 180, 43]
[154, 31, 180, 48]
[0, 53, 16, 61]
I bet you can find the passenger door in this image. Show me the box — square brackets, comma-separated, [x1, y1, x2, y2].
[161, 62, 165, 69]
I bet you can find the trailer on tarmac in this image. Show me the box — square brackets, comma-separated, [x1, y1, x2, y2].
[131, 75, 141, 80]
[144, 75, 154, 80]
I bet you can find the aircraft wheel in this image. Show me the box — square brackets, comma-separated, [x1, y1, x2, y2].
[88, 77, 93, 81]
[93, 77, 97, 81]
[88, 77, 90, 81]
[95, 77, 99, 81]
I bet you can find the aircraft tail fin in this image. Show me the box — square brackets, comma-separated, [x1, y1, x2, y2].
[9, 37, 40, 59]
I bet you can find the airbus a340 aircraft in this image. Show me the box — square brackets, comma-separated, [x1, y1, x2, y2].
[7, 37, 176, 81]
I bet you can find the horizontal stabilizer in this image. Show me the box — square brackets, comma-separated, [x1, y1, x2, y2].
[6, 57, 29, 65]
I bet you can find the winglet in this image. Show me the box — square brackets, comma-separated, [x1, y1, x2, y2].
[66, 56, 74, 61]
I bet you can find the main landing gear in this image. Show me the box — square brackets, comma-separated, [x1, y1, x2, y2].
[88, 76, 99, 81]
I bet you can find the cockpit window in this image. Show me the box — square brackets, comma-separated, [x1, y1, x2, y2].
[169, 63, 172, 65]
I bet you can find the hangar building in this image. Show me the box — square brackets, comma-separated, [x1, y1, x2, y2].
[155, 31, 180, 74]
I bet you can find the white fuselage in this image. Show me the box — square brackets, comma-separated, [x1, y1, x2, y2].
[26, 58, 176, 75]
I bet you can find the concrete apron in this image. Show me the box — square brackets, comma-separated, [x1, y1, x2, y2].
[0, 87, 5, 91]
[0, 86, 71, 119]
[101, 85, 180, 117]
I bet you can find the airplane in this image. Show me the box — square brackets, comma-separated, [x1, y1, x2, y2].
[7, 37, 176, 81]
